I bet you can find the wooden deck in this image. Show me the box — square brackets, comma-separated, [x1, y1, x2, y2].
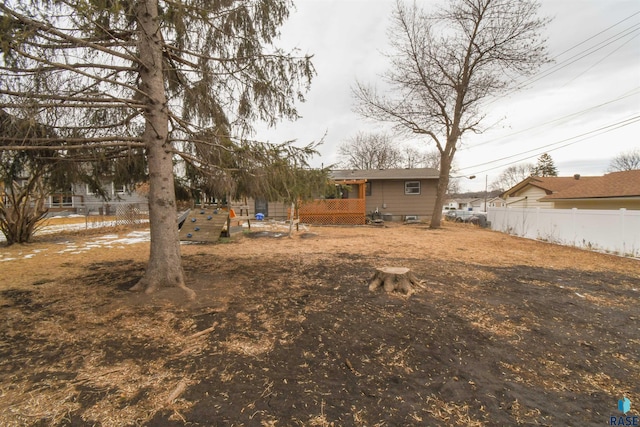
[298, 199, 366, 225]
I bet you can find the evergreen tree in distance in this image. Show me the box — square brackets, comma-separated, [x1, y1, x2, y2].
[532, 153, 558, 177]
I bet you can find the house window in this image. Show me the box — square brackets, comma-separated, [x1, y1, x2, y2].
[405, 181, 420, 195]
[51, 194, 73, 207]
[110, 182, 126, 195]
[365, 182, 372, 197]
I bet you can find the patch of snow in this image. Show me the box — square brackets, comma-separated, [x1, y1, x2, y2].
[8, 231, 143, 258]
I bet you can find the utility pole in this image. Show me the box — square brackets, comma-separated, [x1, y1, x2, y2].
[484, 175, 488, 212]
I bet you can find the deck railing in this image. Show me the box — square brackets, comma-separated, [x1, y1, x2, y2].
[298, 199, 366, 225]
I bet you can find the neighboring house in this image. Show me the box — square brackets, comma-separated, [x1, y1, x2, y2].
[47, 181, 148, 215]
[469, 198, 485, 211]
[444, 197, 494, 212]
[486, 197, 505, 209]
[540, 170, 640, 210]
[472, 196, 506, 212]
[1, 176, 147, 216]
[443, 199, 458, 210]
[501, 175, 595, 208]
[444, 198, 474, 211]
[501, 171, 640, 210]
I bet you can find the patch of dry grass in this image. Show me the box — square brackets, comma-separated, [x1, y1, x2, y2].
[0, 222, 638, 425]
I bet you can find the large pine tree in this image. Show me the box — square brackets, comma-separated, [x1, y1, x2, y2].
[0, 0, 316, 297]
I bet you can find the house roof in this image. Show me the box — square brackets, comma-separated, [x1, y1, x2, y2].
[501, 171, 640, 201]
[540, 170, 640, 200]
[501, 175, 597, 198]
[330, 168, 440, 181]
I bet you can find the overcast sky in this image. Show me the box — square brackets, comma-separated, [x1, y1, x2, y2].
[257, 0, 640, 192]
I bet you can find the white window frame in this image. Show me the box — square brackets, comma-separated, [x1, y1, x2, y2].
[50, 194, 74, 207]
[113, 183, 127, 195]
[404, 181, 421, 195]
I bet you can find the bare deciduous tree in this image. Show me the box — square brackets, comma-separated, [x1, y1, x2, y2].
[0, 1, 315, 298]
[0, 109, 59, 244]
[608, 148, 640, 172]
[490, 163, 534, 191]
[338, 132, 404, 169]
[402, 146, 441, 169]
[354, 0, 550, 228]
[337, 132, 443, 171]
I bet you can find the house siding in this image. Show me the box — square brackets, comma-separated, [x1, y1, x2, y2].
[366, 179, 437, 220]
[505, 187, 555, 209]
[70, 183, 148, 215]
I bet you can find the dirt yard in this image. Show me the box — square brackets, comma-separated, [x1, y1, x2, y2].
[0, 221, 638, 426]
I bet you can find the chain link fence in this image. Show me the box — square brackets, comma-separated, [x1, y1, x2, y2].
[70, 202, 149, 230]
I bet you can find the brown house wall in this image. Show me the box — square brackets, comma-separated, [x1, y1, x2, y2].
[244, 178, 439, 222]
[366, 179, 437, 220]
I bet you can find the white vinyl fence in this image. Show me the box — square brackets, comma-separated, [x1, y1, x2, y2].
[488, 207, 640, 258]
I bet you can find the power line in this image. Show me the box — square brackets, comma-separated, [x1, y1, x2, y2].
[455, 11, 640, 175]
[554, 10, 640, 57]
[483, 11, 640, 107]
[461, 87, 640, 151]
[519, 23, 640, 88]
[460, 115, 640, 175]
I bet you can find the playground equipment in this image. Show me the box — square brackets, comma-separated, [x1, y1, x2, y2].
[179, 206, 252, 243]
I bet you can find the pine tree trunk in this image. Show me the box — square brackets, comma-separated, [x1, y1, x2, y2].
[130, 0, 194, 299]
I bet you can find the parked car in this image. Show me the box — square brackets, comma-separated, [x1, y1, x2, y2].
[467, 212, 488, 227]
[445, 210, 475, 222]
[445, 210, 488, 227]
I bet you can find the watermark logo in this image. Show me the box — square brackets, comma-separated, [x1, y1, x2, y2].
[610, 397, 639, 426]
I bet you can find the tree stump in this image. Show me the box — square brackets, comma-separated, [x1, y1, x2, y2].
[368, 267, 422, 296]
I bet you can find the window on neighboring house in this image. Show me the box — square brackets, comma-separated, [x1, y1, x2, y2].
[365, 182, 372, 197]
[50, 194, 73, 207]
[405, 181, 420, 195]
[114, 184, 127, 195]
[86, 184, 115, 197]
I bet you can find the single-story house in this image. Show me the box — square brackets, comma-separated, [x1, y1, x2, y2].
[468, 198, 485, 211]
[486, 197, 506, 209]
[539, 170, 640, 210]
[501, 170, 640, 210]
[444, 198, 476, 211]
[472, 197, 506, 212]
[251, 168, 440, 224]
[445, 196, 504, 212]
[442, 199, 458, 210]
[329, 167, 440, 222]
